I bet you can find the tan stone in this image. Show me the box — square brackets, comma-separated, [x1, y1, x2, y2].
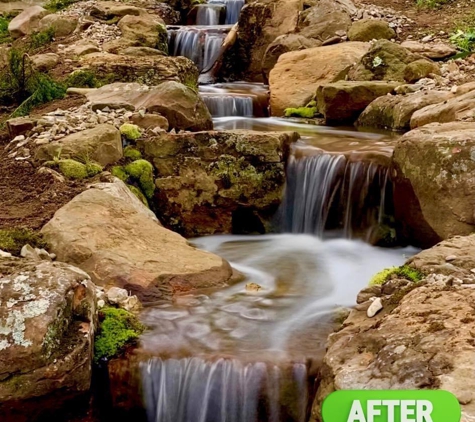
[8, 5, 48, 38]
[348, 19, 395, 42]
[0, 258, 95, 420]
[269, 42, 369, 116]
[118, 14, 167, 51]
[41, 179, 233, 302]
[130, 113, 169, 131]
[401, 40, 457, 60]
[31, 52, 59, 72]
[35, 124, 122, 167]
[38, 14, 77, 37]
[89, 2, 144, 20]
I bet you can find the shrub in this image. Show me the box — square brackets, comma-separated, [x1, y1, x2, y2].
[94, 307, 144, 363]
[0, 16, 12, 44]
[29, 27, 55, 50]
[65, 70, 100, 88]
[450, 29, 475, 53]
[369, 265, 424, 286]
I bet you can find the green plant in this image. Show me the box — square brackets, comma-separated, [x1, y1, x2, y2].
[65, 70, 100, 88]
[450, 29, 475, 53]
[29, 26, 55, 50]
[123, 146, 142, 160]
[0, 228, 47, 255]
[44, 0, 76, 12]
[416, 0, 450, 8]
[0, 16, 12, 44]
[94, 307, 144, 363]
[284, 106, 317, 118]
[369, 265, 424, 286]
[120, 123, 141, 141]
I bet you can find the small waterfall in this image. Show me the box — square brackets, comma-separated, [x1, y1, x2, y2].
[208, 0, 245, 24]
[168, 27, 226, 72]
[141, 357, 308, 422]
[202, 96, 253, 116]
[280, 150, 393, 241]
[196, 4, 224, 25]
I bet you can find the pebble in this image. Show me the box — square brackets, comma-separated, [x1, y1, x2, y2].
[0, 250, 12, 258]
[445, 255, 457, 261]
[367, 297, 383, 318]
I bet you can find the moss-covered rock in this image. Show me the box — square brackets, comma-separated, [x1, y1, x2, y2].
[111, 165, 128, 181]
[403, 58, 440, 83]
[127, 184, 148, 207]
[369, 265, 423, 286]
[284, 106, 317, 118]
[94, 307, 144, 363]
[123, 146, 142, 160]
[85, 162, 103, 177]
[124, 159, 155, 199]
[0, 228, 47, 255]
[348, 19, 395, 42]
[120, 123, 141, 141]
[58, 159, 88, 180]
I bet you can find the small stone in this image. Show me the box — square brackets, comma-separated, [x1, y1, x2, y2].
[20, 244, 41, 261]
[106, 286, 129, 304]
[367, 297, 383, 317]
[97, 299, 105, 308]
[121, 295, 141, 312]
[245, 282, 263, 292]
[421, 35, 433, 43]
[35, 248, 53, 261]
[445, 255, 457, 261]
[0, 250, 12, 258]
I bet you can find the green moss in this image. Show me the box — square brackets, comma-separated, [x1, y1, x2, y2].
[111, 165, 128, 181]
[0, 228, 47, 255]
[120, 123, 141, 141]
[58, 159, 88, 180]
[127, 184, 149, 207]
[65, 70, 100, 88]
[123, 146, 142, 161]
[85, 162, 103, 177]
[210, 155, 263, 188]
[0, 16, 13, 44]
[94, 306, 144, 363]
[124, 159, 154, 198]
[29, 27, 55, 50]
[156, 23, 168, 54]
[44, 0, 75, 12]
[284, 106, 317, 118]
[369, 265, 424, 286]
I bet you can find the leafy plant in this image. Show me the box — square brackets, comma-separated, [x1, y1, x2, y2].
[29, 26, 55, 50]
[0, 16, 12, 44]
[450, 29, 475, 53]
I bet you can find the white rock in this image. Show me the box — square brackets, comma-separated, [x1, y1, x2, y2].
[97, 299, 105, 308]
[0, 250, 12, 258]
[445, 255, 457, 261]
[20, 244, 41, 261]
[367, 297, 383, 317]
[106, 286, 129, 304]
[121, 295, 142, 312]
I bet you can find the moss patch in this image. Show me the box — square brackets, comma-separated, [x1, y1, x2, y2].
[369, 265, 424, 286]
[56, 159, 88, 180]
[94, 307, 144, 363]
[127, 184, 149, 207]
[0, 228, 47, 255]
[123, 146, 142, 161]
[124, 159, 154, 198]
[111, 165, 128, 181]
[120, 123, 141, 141]
[284, 106, 317, 118]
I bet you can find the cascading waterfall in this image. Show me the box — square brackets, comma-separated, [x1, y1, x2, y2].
[209, 0, 245, 24]
[202, 95, 253, 116]
[195, 4, 224, 25]
[280, 150, 393, 240]
[142, 357, 308, 422]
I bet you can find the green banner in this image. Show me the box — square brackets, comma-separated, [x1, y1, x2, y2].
[322, 390, 461, 422]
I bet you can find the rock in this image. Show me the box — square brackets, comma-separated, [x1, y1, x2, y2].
[6, 117, 36, 139]
[121, 46, 166, 57]
[261, 34, 321, 83]
[31, 53, 59, 72]
[400, 41, 457, 60]
[298, 0, 352, 42]
[366, 297, 383, 317]
[41, 179, 233, 302]
[130, 113, 169, 131]
[269, 42, 369, 116]
[225, 0, 301, 81]
[356, 285, 382, 304]
[392, 122, 475, 244]
[38, 14, 77, 38]
[8, 6, 48, 39]
[348, 19, 395, 42]
[81, 53, 198, 88]
[348, 39, 424, 82]
[20, 244, 41, 260]
[89, 2, 143, 20]
[138, 130, 299, 236]
[148, 2, 180, 25]
[0, 250, 12, 258]
[445, 255, 457, 262]
[403, 58, 440, 83]
[85, 82, 212, 131]
[411, 89, 475, 128]
[312, 279, 475, 422]
[64, 41, 100, 57]
[356, 90, 453, 131]
[118, 14, 167, 52]
[106, 286, 128, 304]
[0, 258, 95, 420]
[245, 282, 263, 292]
[35, 124, 122, 167]
[316, 80, 399, 123]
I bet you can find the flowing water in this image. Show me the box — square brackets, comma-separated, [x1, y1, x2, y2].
[140, 235, 417, 421]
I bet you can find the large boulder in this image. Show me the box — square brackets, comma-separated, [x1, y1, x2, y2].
[316, 80, 399, 123]
[348, 19, 395, 42]
[411, 88, 475, 128]
[38, 14, 78, 38]
[8, 6, 48, 39]
[356, 90, 453, 131]
[223, 0, 302, 81]
[85, 82, 212, 131]
[269, 42, 369, 116]
[138, 130, 299, 236]
[297, 0, 352, 41]
[261, 34, 321, 83]
[403, 58, 440, 83]
[35, 124, 123, 167]
[41, 179, 233, 302]
[80, 53, 199, 88]
[0, 258, 96, 422]
[392, 122, 475, 245]
[348, 39, 427, 82]
[118, 14, 167, 52]
[312, 257, 475, 422]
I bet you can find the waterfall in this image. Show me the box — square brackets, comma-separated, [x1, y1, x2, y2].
[202, 95, 253, 116]
[196, 4, 224, 25]
[168, 28, 226, 72]
[280, 150, 392, 240]
[141, 357, 308, 422]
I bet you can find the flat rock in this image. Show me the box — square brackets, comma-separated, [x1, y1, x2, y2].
[35, 124, 122, 167]
[0, 258, 95, 420]
[269, 42, 369, 116]
[41, 179, 233, 302]
[401, 40, 457, 60]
